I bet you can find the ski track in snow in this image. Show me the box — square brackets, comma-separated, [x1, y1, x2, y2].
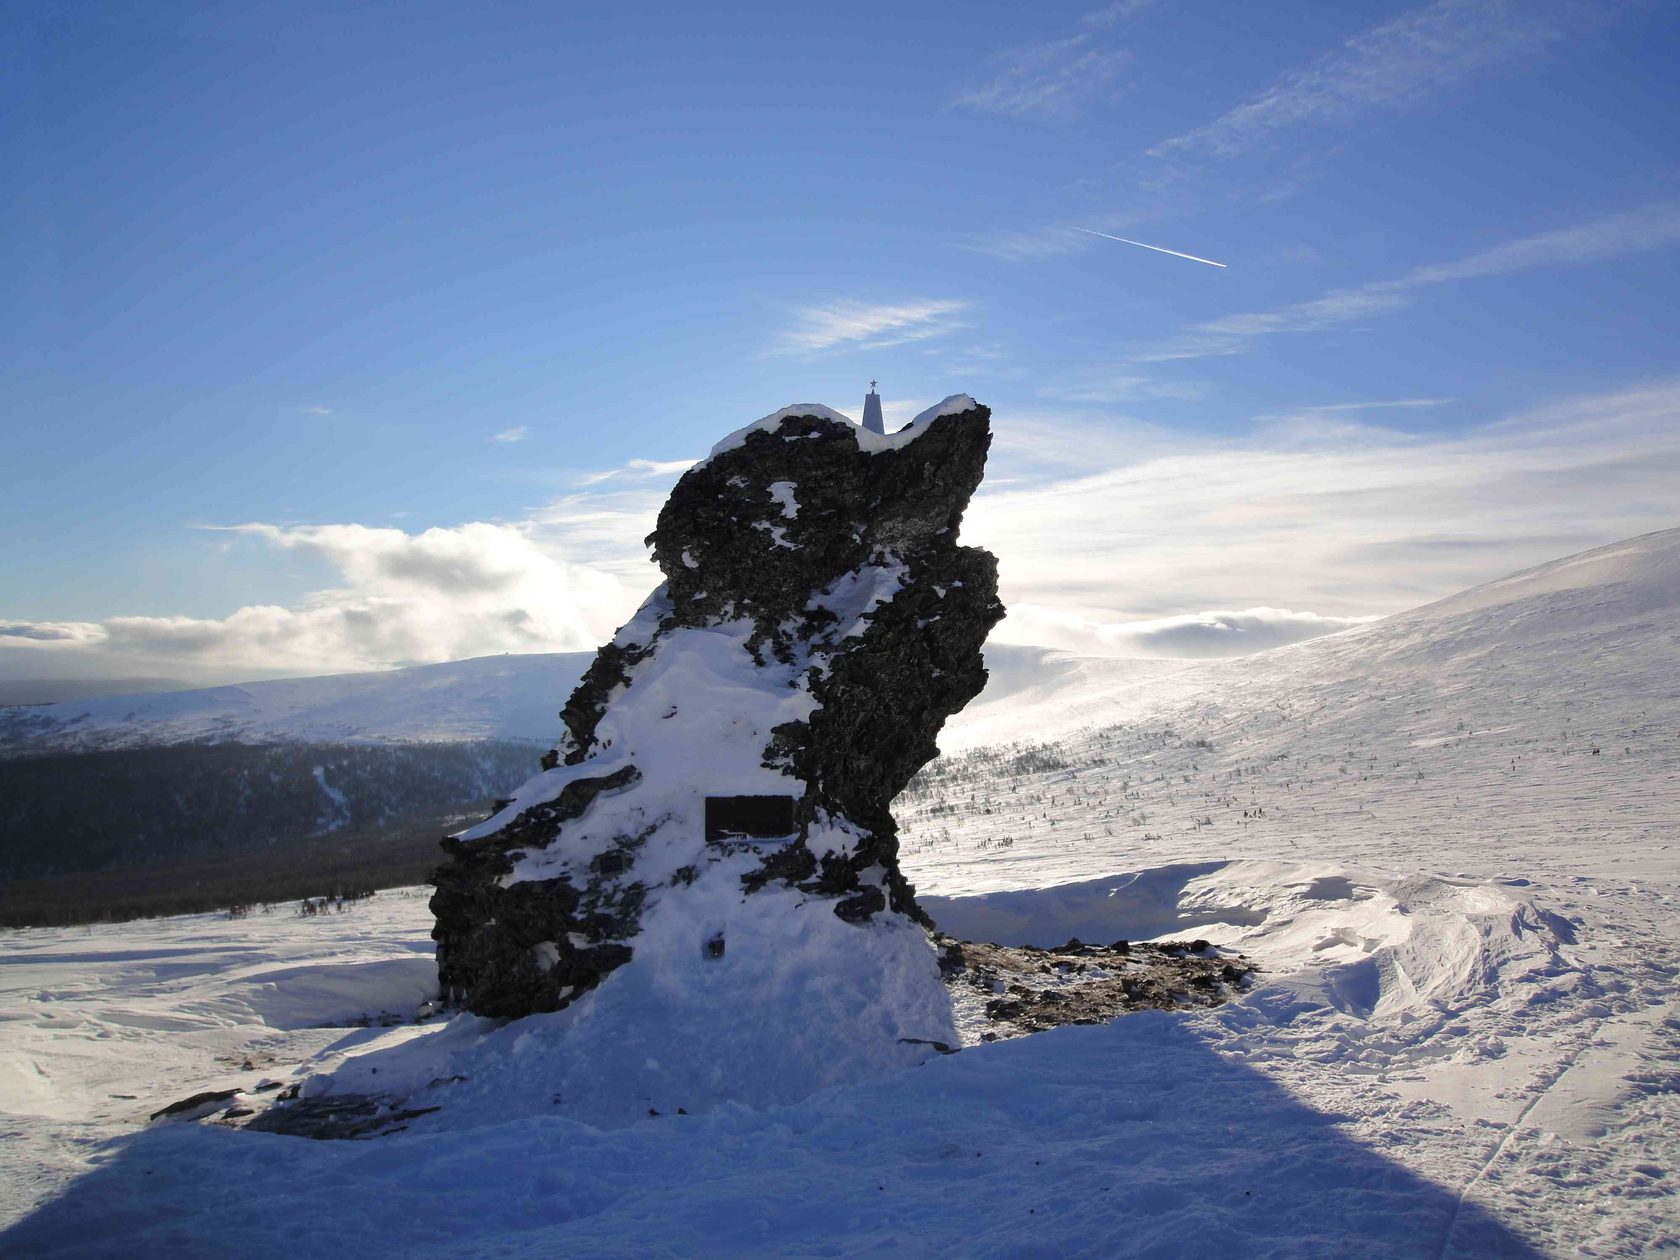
[2, 531, 1678, 1256]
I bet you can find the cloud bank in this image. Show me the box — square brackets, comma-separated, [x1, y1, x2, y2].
[970, 377, 1680, 650]
[2, 522, 631, 682]
[999, 605, 1378, 659]
[4, 378, 1676, 679]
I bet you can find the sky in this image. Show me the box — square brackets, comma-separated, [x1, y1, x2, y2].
[3, 0, 1678, 688]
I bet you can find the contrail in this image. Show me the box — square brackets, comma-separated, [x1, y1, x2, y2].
[1073, 226, 1227, 269]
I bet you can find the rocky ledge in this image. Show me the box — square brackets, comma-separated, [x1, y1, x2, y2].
[939, 936, 1258, 1042]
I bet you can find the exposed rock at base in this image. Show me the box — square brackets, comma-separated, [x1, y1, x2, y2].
[430, 397, 1004, 1023]
[939, 936, 1257, 1041]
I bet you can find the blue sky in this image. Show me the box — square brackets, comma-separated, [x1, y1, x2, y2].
[4, 0, 1678, 684]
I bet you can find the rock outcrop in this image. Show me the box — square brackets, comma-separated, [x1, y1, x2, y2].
[429, 395, 1003, 1093]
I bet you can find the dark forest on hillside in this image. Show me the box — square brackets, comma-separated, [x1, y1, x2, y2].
[0, 740, 538, 926]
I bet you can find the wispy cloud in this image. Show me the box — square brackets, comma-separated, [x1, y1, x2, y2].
[952, 35, 1130, 121]
[968, 377, 1680, 653]
[1154, 0, 1626, 159]
[1042, 371, 1208, 405]
[1140, 202, 1680, 360]
[775, 299, 971, 356]
[958, 224, 1095, 262]
[1002, 605, 1379, 659]
[1246, 399, 1455, 446]
[1081, 0, 1158, 28]
[9, 379, 1676, 678]
[574, 456, 698, 487]
[1261, 398, 1453, 415]
[492, 426, 529, 443]
[302, 405, 333, 416]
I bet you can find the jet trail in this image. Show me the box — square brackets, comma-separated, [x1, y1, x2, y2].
[1073, 226, 1227, 268]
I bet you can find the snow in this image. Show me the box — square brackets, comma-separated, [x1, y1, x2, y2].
[455, 616, 819, 850]
[752, 520, 797, 549]
[304, 876, 954, 1130]
[703, 394, 979, 463]
[853, 393, 979, 454]
[310, 765, 351, 831]
[3, 528, 1679, 1256]
[766, 480, 799, 519]
[705, 403, 856, 458]
[0, 652, 596, 752]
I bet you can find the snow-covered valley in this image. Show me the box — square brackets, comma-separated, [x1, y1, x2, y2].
[2, 530, 1677, 1256]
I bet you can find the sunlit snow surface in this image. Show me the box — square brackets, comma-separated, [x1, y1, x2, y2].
[4, 530, 1679, 1257]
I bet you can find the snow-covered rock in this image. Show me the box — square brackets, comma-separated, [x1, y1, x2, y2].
[424, 399, 1004, 1115]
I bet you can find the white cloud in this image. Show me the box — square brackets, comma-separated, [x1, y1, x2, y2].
[2, 522, 635, 680]
[951, 35, 1130, 121]
[774, 300, 971, 356]
[6, 378, 1676, 681]
[971, 377, 1680, 651]
[1140, 203, 1680, 360]
[0, 622, 104, 644]
[493, 426, 529, 443]
[958, 224, 1095, 262]
[1154, 0, 1624, 159]
[1000, 605, 1378, 658]
[575, 456, 699, 487]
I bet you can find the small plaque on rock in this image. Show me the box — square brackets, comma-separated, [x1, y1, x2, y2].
[705, 795, 796, 843]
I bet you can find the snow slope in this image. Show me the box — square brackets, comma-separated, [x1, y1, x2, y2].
[2, 529, 1678, 1257]
[0, 643, 1140, 755]
[0, 652, 595, 752]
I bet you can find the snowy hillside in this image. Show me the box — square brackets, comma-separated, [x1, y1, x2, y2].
[0, 644, 1143, 755]
[905, 527, 1680, 891]
[0, 652, 596, 753]
[1, 530, 1677, 1257]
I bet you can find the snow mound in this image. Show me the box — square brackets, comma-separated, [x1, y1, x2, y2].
[224, 957, 440, 1031]
[298, 880, 950, 1129]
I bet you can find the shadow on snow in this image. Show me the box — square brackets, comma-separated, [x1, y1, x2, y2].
[6, 1010, 1541, 1259]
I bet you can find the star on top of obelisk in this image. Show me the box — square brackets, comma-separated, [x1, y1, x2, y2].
[861, 380, 885, 435]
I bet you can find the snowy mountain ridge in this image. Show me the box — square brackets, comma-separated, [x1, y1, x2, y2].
[0, 643, 1169, 755]
[6, 525, 1674, 763]
[0, 651, 597, 753]
[947, 525, 1680, 753]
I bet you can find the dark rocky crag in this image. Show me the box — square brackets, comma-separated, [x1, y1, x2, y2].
[430, 398, 1004, 1019]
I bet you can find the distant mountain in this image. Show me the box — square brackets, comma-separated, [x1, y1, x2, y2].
[950, 527, 1680, 754]
[0, 655, 598, 903]
[0, 644, 1178, 756]
[0, 652, 598, 754]
[0, 677, 195, 706]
